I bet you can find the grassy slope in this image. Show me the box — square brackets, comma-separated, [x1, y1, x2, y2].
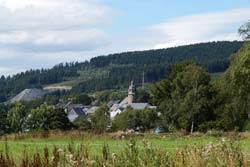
[45, 67, 109, 87]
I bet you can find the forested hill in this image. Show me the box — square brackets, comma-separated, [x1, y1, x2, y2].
[0, 41, 244, 102]
[90, 41, 242, 72]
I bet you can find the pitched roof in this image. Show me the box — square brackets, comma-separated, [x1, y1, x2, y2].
[129, 103, 149, 110]
[108, 100, 120, 108]
[71, 107, 87, 117]
[66, 104, 84, 111]
[119, 97, 128, 107]
[10, 89, 49, 102]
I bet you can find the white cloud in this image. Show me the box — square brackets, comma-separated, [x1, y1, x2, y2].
[0, 66, 24, 76]
[0, 29, 108, 52]
[0, 3, 249, 76]
[0, 0, 112, 31]
[0, 0, 113, 52]
[0, 48, 107, 76]
[150, 8, 250, 49]
[0, 0, 115, 75]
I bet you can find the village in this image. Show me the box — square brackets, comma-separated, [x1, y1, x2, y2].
[10, 81, 156, 123]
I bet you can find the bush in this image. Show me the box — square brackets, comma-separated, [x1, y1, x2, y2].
[243, 121, 250, 131]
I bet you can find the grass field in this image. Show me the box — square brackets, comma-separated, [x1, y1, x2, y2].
[1, 132, 250, 158]
[1, 132, 250, 166]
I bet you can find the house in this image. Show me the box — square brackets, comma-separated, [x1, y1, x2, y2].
[10, 87, 69, 103]
[63, 102, 85, 113]
[110, 108, 123, 118]
[62, 102, 99, 122]
[86, 106, 99, 115]
[107, 100, 120, 108]
[10, 89, 49, 102]
[110, 81, 156, 119]
[68, 107, 87, 122]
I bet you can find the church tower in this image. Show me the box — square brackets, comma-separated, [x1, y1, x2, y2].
[128, 81, 135, 104]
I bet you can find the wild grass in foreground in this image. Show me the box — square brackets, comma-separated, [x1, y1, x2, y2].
[0, 138, 249, 167]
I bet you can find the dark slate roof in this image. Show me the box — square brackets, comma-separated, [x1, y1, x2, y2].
[10, 89, 49, 102]
[71, 107, 87, 117]
[66, 103, 84, 111]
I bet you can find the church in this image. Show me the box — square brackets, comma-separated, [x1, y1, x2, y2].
[109, 81, 156, 119]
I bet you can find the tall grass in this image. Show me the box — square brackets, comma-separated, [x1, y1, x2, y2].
[0, 138, 249, 167]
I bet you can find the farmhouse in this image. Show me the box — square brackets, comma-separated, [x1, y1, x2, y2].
[68, 107, 88, 122]
[67, 106, 99, 122]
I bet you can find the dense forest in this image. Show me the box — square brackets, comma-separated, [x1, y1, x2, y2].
[0, 41, 243, 102]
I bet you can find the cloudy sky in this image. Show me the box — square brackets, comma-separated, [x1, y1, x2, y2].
[0, 0, 249, 75]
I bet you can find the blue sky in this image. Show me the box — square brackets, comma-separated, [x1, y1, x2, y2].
[108, 0, 244, 24]
[0, 0, 249, 75]
[107, 0, 250, 33]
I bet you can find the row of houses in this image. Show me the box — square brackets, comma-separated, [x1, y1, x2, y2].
[56, 102, 99, 122]
[64, 81, 156, 122]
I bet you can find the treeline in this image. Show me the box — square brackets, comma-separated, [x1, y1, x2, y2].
[0, 62, 83, 101]
[0, 41, 243, 102]
[90, 41, 242, 71]
[73, 41, 243, 92]
[0, 102, 73, 135]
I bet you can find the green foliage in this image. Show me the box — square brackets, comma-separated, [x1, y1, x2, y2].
[0, 41, 241, 102]
[94, 90, 127, 103]
[44, 95, 60, 105]
[90, 104, 110, 133]
[27, 104, 71, 131]
[1, 136, 249, 167]
[216, 43, 250, 131]
[151, 62, 218, 132]
[134, 89, 150, 103]
[0, 104, 8, 134]
[243, 121, 250, 131]
[73, 117, 92, 131]
[239, 20, 250, 41]
[74, 41, 242, 93]
[0, 62, 82, 100]
[0, 42, 249, 134]
[7, 102, 27, 133]
[71, 93, 92, 105]
[112, 108, 159, 131]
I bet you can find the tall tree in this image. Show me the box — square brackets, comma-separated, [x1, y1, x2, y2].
[27, 104, 71, 130]
[151, 62, 217, 132]
[239, 20, 250, 41]
[7, 102, 26, 133]
[0, 104, 8, 134]
[91, 104, 110, 134]
[218, 43, 250, 130]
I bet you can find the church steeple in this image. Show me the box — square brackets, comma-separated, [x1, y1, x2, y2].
[128, 80, 135, 104]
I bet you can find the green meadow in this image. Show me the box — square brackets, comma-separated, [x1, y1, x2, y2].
[1, 133, 250, 159]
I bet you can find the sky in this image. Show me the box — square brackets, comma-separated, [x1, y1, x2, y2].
[0, 0, 249, 75]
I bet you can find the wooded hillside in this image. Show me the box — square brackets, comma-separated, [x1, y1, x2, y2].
[0, 41, 243, 101]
